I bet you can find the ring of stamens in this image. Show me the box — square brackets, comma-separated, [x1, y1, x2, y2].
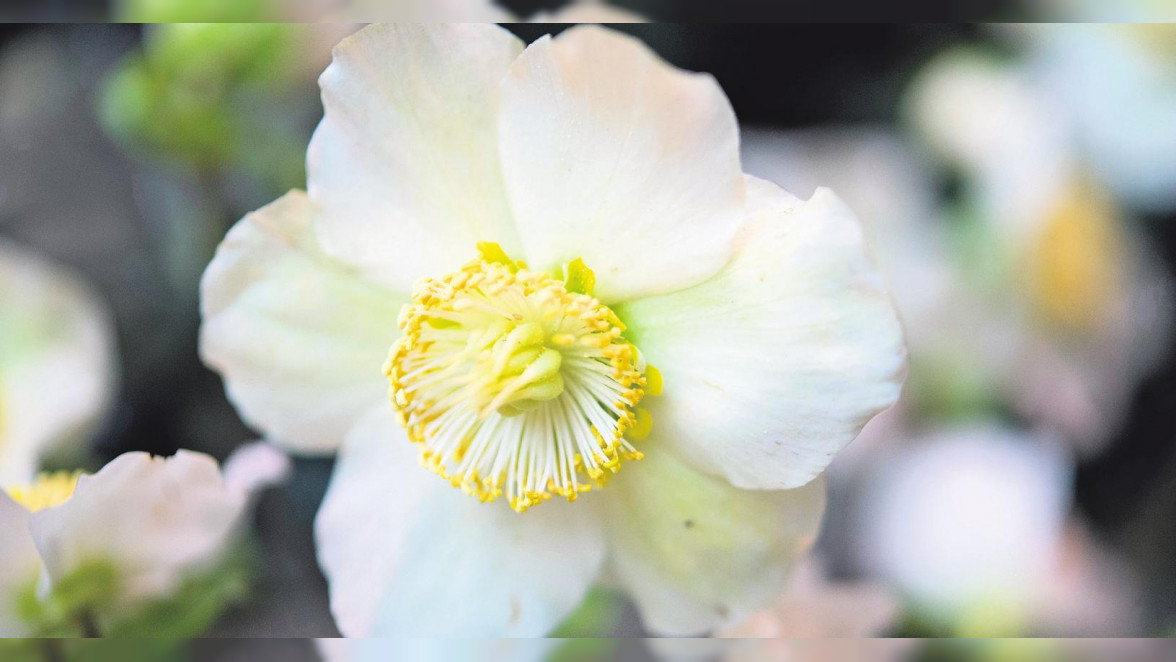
[385, 246, 649, 513]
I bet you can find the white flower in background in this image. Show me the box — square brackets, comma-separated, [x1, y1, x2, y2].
[317, 638, 554, 662]
[855, 423, 1142, 636]
[1015, 24, 1176, 213]
[200, 24, 905, 637]
[0, 239, 118, 486]
[0, 446, 285, 636]
[718, 554, 900, 638]
[649, 637, 918, 662]
[903, 50, 1171, 453]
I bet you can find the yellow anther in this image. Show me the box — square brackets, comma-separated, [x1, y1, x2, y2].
[643, 364, 664, 397]
[628, 408, 654, 442]
[563, 257, 596, 296]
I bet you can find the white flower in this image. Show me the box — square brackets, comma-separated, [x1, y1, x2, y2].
[0, 448, 278, 636]
[1018, 24, 1176, 213]
[317, 638, 554, 662]
[200, 24, 904, 637]
[718, 554, 900, 638]
[0, 240, 118, 486]
[854, 424, 1072, 634]
[854, 422, 1144, 636]
[902, 51, 1171, 451]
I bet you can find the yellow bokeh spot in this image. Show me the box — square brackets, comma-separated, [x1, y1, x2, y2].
[1027, 182, 1123, 334]
[7, 471, 83, 512]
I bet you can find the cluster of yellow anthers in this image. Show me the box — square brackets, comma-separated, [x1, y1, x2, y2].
[386, 244, 660, 513]
[7, 471, 82, 512]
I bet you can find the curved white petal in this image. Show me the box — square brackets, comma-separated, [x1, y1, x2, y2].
[0, 493, 40, 636]
[498, 25, 744, 303]
[222, 441, 292, 494]
[615, 177, 905, 490]
[603, 449, 825, 636]
[28, 452, 247, 620]
[315, 408, 606, 637]
[200, 191, 403, 454]
[0, 240, 118, 485]
[308, 23, 525, 292]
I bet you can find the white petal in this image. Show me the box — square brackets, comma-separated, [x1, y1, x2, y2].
[603, 449, 825, 635]
[0, 493, 40, 636]
[222, 441, 292, 494]
[497, 26, 744, 302]
[200, 191, 403, 454]
[0, 240, 118, 484]
[615, 177, 905, 489]
[308, 24, 525, 292]
[29, 451, 246, 620]
[315, 408, 606, 637]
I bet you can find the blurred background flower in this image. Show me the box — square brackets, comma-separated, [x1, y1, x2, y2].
[0, 240, 118, 485]
[2, 14, 1176, 657]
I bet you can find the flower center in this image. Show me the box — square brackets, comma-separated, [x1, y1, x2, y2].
[7, 471, 82, 512]
[1027, 182, 1123, 334]
[385, 244, 657, 513]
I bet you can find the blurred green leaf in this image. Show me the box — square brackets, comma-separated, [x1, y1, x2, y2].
[115, 0, 276, 22]
[104, 544, 255, 638]
[546, 586, 624, 662]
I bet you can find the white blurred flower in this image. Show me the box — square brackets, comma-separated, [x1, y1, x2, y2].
[857, 425, 1072, 632]
[903, 51, 1171, 452]
[316, 638, 554, 662]
[0, 240, 118, 486]
[718, 554, 900, 638]
[1017, 24, 1176, 213]
[0, 447, 282, 636]
[854, 423, 1141, 636]
[200, 24, 905, 637]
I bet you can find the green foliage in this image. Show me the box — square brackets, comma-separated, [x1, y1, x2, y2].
[98, 22, 310, 189]
[9, 543, 254, 647]
[115, 0, 276, 23]
[15, 560, 119, 637]
[545, 587, 624, 662]
[104, 546, 253, 638]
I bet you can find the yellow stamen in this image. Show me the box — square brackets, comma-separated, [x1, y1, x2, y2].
[386, 244, 656, 513]
[7, 471, 82, 512]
